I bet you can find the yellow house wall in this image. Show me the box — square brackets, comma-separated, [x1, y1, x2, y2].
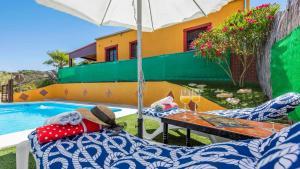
[14, 82, 225, 112]
[96, 0, 249, 62]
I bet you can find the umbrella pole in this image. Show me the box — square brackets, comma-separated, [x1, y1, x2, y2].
[137, 0, 143, 138]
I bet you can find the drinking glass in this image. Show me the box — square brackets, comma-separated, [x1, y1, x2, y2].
[192, 94, 201, 115]
[180, 89, 191, 120]
[270, 122, 276, 133]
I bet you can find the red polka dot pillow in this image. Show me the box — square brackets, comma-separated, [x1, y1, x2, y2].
[36, 119, 102, 144]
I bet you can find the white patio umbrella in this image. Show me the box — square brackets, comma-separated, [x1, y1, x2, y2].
[36, 0, 232, 138]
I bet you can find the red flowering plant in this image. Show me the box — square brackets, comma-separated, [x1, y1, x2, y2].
[193, 4, 279, 86]
[194, 28, 236, 85]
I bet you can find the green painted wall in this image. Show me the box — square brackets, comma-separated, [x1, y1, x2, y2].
[271, 26, 300, 121]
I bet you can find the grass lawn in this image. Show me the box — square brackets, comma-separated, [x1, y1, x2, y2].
[0, 114, 211, 169]
[174, 81, 290, 124]
[173, 81, 268, 109]
[0, 147, 36, 169]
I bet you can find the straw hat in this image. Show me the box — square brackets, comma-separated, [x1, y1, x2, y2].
[76, 105, 116, 126]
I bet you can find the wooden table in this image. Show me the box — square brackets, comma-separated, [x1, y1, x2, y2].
[161, 112, 287, 147]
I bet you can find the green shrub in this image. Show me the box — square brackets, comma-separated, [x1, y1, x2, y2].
[193, 4, 280, 87]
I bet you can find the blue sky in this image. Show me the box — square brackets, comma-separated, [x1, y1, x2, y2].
[0, 0, 287, 72]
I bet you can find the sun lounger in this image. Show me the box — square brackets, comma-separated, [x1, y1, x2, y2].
[19, 122, 300, 169]
[142, 92, 300, 140]
[142, 108, 183, 140]
[205, 92, 300, 121]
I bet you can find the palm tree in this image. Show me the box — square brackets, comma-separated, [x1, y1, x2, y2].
[44, 50, 69, 69]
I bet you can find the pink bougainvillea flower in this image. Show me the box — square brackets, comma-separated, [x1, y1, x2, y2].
[200, 44, 206, 50]
[206, 26, 213, 31]
[266, 15, 274, 20]
[256, 4, 270, 9]
[222, 26, 229, 32]
[207, 41, 213, 49]
[246, 10, 253, 16]
[245, 18, 257, 24]
[190, 41, 197, 49]
[189, 44, 195, 49]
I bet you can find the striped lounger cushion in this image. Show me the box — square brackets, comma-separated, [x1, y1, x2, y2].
[204, 92, 300, 121]
[29, 122, 300, 169]
[142, 93, 300, 121]
[142, 108, 182, 118]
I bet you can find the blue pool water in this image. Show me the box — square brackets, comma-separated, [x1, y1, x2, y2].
[0, 102, 121, 135]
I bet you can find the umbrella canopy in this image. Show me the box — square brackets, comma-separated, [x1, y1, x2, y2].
[36, 0, 232, 32]
[36, 0, 233, 138]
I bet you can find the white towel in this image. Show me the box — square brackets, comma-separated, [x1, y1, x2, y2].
[44, 111, 83, 126]
[150, 96, 174, 109]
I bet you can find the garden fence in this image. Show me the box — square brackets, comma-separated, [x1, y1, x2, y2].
[58, 51, 230, 83]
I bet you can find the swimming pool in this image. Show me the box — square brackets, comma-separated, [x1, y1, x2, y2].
[0, 102, 121, 135]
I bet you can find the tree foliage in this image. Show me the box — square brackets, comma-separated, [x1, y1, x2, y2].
[0, 70, 56, 92]
[44, 50, 69, 69]
[77, 60, 96, 66]
[193, 4, 280, 87]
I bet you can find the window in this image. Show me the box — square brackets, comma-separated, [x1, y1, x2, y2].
[183, 23, 211, 51]
[130, 41, 137, 59]
[105, 45, 118, 62]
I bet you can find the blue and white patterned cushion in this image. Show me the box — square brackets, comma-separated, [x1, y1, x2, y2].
[256, 122, 300, 169]
[29, 123, 300, 169]
[205, 92, 300, 121]
[142, 108, 182, 118]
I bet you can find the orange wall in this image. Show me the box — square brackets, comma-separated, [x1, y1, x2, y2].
[96, 0, 248, 62]
[14, 82, 225, 112]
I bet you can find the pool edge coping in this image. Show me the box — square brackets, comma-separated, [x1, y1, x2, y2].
[0, 104, 137, 149]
